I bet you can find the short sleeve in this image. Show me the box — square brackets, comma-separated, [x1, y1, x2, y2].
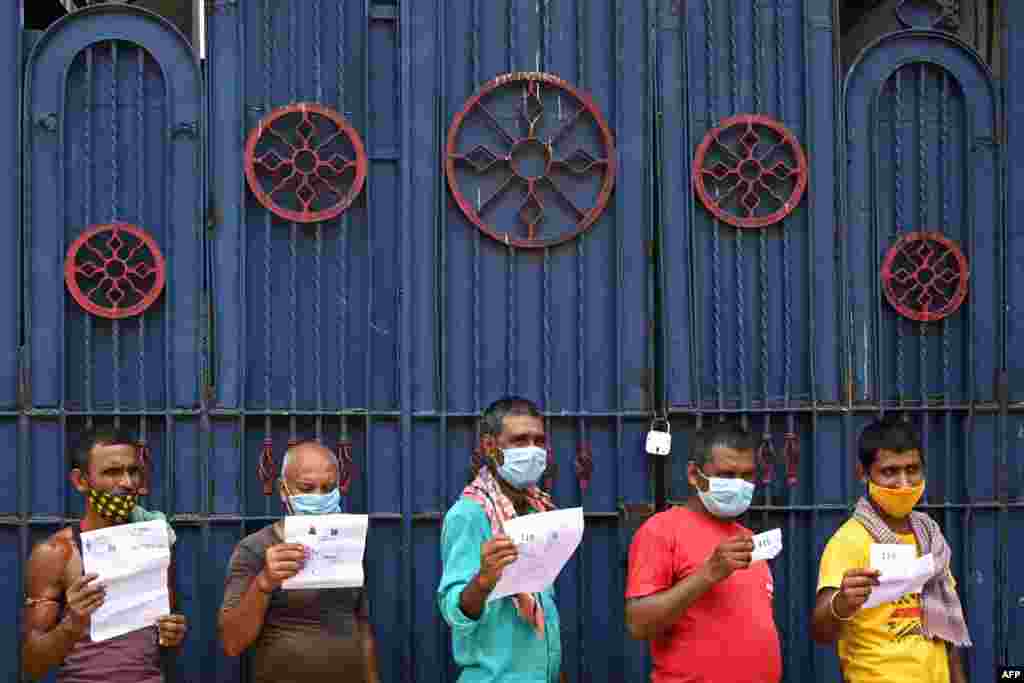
[817, 524, 869, 594]
[221, 540, 263, 612]
[625, 517, 678, 600]
[437, 500, 492, 632]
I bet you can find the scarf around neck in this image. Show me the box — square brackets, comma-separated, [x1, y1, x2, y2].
[461, 466, 554, 636]
[852, 496, 972, 647]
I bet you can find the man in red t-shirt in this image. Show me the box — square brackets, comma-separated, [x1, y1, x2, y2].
[625, 421, 782, 683]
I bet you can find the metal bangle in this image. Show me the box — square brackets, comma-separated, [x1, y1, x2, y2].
[829, 590, 855, 621]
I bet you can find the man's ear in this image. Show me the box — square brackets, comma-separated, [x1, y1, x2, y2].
[479, 435, 497, 456]
[686, 461, 701, 491]
[69, 468, 89, 494]
[855, 461, 867, 484]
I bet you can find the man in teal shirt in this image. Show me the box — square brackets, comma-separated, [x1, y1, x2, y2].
[438, 396, 566, 683]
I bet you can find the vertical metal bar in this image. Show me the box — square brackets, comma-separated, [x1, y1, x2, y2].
[941, 72, 951, 402]
[398, 0, 415, 674]
[85, 48, 94, 421]
[137, 47, 147, 484]
[435, 0, 450, 669]
[918, 64, 928, 405]
[111, 43, 121, 420]
[362, 0, 374, 515]
[337, 0, 347, 416]
[506, 0, 516, 396]
[870, 91, 885, 412]
[800, 0, 818, 407]
[705, 0, 723, 410]
[778, 1, 791, 411]
[289, 0, 298, 440]
[472, 0, 481, 412]
[755, 0, 768, 412]
[730, 0, 746, 416]
[680, 0, 702, 414]
[313, 0, 323, 440]
[263, 0, 274, 514]
[894, 69, 905, 406]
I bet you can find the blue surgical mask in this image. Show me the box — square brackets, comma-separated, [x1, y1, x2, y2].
[497, 446, 547, 490]
[286, 487, 341, 515]
[695, 469, 755, 518]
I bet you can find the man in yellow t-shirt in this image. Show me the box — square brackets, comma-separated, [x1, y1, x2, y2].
[810, 417, 971, 683]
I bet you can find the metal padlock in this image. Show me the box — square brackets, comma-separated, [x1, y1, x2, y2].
[645, 419, 672, 456]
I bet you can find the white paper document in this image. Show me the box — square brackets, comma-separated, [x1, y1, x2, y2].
[864, 545, 936, 609]
[80, 520, 171, 643]
[487, 507, 584, 602]
[282, 514, 369, 590]
[750, 528, 783, 562]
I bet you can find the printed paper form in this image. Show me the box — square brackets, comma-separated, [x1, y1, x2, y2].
[487, 507, 584, 602]
[750, 528, 783, 562]
[81, 520, 170, 643]
[282, 514, 369, 590]
[865, 543, 935, 609]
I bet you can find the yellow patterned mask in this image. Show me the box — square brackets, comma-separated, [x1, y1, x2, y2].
[868, 480, 925, 519]
[87, 488, 138, 523]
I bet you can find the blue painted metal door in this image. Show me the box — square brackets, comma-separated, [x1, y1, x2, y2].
[657, 1, 1018, 681]
[3, 1, 1022, 682]
[204, 1, 655, 682]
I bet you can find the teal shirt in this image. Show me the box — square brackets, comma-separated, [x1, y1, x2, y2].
[437, 498, 562, 683]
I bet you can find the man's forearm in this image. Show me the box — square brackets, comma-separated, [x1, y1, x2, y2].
[21, 618, 83, 680]
[810, 589, 848, 644]
[948, 645, 967, 683]
[625, 567, 716, 640]
[458, 572, 494, 621]
[219, 573, 273, 657]
[358, 618, 380, 683]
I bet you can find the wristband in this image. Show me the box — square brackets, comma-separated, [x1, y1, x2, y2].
[829, 591, 855, 621]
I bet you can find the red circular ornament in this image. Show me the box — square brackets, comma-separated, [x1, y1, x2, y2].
[692, 114, 808, 229]
[881, 231, 969, 322]
[64, 223, 166, 319]
[445, 71, 617, 248]
[244, 102, 367, 223]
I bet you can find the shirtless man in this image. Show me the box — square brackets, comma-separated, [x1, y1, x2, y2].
[21, 427, 186, 682]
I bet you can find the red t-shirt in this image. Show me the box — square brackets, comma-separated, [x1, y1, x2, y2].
[625, 506, 782, 683]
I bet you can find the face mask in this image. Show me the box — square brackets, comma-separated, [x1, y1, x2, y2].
[284, 485, 341, 516]
[868, 480, 925, 519]
[496, 446, 547, 490]
[86, 486, 138, 524]
[695, 469, 755, 518]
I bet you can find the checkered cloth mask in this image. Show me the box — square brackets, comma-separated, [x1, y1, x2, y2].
[87, 488, 139, 523]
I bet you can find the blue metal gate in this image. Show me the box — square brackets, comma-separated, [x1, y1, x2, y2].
[1, 1, 1021, 682]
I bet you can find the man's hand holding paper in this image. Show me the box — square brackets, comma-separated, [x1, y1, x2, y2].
[487, 507, 584, 601]
[80, 519, 171, 643]
[281, 513, 369, 590]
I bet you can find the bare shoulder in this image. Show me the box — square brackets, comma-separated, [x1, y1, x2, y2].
[26, 528, 75, 598]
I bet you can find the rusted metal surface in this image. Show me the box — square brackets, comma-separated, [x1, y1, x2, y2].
[445, 71, 616, 248]
[244, 102, 367, 224]
[881, 231, 969, 322]
[692, 114, 808, 229]
[63, 222, 166, 319]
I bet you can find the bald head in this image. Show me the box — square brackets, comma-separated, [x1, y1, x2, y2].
[279, 441, 340, 497]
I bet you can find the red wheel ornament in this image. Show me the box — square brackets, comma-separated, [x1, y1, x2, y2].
[64, 223, 166, 319]
[244, 102, 367, 223]
[692, 114, 808, 229]
[445, 71, 617, 248]
[881, 231, 969, 322]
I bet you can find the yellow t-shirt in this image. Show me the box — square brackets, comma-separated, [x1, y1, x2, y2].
[817, 518, 955, 683]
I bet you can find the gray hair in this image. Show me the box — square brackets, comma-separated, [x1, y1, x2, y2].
[280, 440, 340, 482]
